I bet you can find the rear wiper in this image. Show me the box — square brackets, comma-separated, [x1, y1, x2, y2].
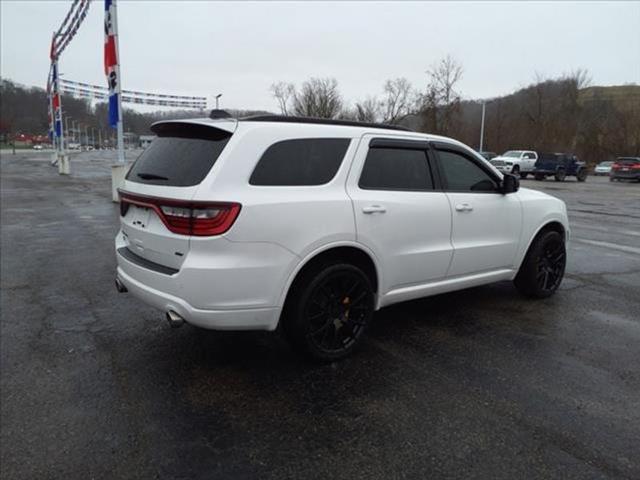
[137, 172, 169, 180]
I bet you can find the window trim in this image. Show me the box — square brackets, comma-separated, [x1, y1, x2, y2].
[430, 141, 503, 194]
[357, 139, 438, 192]
[248, 137, 351, 187]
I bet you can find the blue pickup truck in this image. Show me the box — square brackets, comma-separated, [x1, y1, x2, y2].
[533, 153, 588, 182]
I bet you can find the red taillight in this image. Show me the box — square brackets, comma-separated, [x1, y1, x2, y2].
[612, 163, 621, 170]
[118, 190, 241, 236]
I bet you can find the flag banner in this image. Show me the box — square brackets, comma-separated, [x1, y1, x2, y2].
[60, 79, 207, 102]
[52, 0, 90, 60]
[51, 63, 62, 138]
[109, 93, 119, 126]
[60, 85, 206, 108]
[104, 0, 120, 128]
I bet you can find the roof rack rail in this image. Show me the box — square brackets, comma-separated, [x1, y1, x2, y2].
[241, 115, 413, 132]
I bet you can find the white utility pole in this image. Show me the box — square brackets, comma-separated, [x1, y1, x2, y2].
[479, 101, 486, 153]
[54, 59, 70, 175]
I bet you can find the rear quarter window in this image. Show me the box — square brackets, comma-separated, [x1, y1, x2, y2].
[249, 138, 351, 186]
[127, 124, 231, 187]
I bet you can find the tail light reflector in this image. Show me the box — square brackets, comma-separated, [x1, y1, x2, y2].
[118, 190, 241, 236]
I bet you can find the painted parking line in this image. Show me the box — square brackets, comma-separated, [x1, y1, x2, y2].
[571, 222, 640, 238]
[573, 238, 640, 256]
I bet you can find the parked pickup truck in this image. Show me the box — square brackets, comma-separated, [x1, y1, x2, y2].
[490, 150, 538, 178]
[533, 153, 588, 182]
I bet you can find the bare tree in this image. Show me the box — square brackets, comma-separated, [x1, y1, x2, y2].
[270, 81, 295, 116]
[292, 77, 343, 118]
[353, 96, 381, 122]
[381, 78, 415, 124]
[419, 55, 464, 135]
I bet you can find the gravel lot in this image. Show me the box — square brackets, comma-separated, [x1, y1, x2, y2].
[1, 151, 639, 479]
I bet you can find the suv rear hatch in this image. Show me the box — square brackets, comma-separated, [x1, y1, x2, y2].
[118, 120, 239, 271]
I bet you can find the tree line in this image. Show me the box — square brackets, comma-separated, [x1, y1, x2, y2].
[2, 57, 639, 163]
[270, 57, 640, 164]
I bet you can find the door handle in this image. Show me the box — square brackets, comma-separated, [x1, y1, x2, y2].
[362, 205, 386, 214]
[455, 203, 473, 212]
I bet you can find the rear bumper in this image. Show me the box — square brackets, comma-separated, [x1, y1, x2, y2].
[116, 266, 280, 330]
[611, 172, 640, 180]
[115, 231, 297, 331]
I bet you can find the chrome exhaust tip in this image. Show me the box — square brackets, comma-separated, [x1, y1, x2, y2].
[115, 277, 128, 293]
[166, 310, 185, 328]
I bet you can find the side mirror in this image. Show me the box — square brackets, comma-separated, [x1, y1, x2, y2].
[501, 173, 519, 194]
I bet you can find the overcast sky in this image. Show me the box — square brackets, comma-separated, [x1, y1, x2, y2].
[1, 1, 639, 112]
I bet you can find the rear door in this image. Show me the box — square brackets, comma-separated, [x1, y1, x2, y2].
[119, 121, 235, 269]
[522, 151, 537, 172]
[432, 142, 522, 277]
[346, 136, 453, 293]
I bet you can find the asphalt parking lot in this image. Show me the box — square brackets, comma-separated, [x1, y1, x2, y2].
[1, 151, 639, 479]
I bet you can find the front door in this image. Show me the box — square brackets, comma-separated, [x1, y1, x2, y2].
[433, 145, 522, 277]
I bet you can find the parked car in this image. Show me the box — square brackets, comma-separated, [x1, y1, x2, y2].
[115, 115, 569, 361]
[533, 153, 588, 182]
[490, 150, 538, 178]
[610, 157, 640, 182]
[594, 161, 614, 175]
[478, 151, 497, 161]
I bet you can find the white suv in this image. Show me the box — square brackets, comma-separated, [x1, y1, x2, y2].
[115, 115, 569, 360]
[490, 150, 538, 178]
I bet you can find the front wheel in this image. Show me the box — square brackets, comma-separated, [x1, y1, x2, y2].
[282, 263, 375, 362]
[512, 165, 520, 176]
[576, 168, 588, 182]
[514, 230, 566, 298]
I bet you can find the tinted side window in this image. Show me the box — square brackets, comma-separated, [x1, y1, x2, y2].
[438, 150, 498, 192]
[359, 148, 433, 191]
[250, 138, 350, 186]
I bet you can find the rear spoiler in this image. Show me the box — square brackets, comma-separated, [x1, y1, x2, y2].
[150, 118, 238, 136]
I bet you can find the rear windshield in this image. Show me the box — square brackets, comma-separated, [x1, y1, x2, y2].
[127, 123, 231, 186]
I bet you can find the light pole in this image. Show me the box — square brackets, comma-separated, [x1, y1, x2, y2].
[479, 101, 486, 153]
[64, 116, 72, 149]
[215, 93, 222, 109]
[71, 120, 78, 144]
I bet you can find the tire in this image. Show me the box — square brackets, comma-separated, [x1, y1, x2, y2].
[534, 173, 545, 181]
[520, 172, 528, 179]
[514, 230, 566, 299]
[282, 263, 375, 362]
[576, 168, 588, 182]
[554, 169, 566, 182]
[512, 165, 520, 176]
[609, 176, 615, 182]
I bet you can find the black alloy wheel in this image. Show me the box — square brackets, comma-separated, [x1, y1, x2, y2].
[283, 263, 374, 361]
[515, 230, 566, 298]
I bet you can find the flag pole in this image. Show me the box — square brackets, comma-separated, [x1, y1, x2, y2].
[112, 0, 125, 164]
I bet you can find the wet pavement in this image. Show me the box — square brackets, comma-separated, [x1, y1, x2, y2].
[1, 151, 639, 479]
